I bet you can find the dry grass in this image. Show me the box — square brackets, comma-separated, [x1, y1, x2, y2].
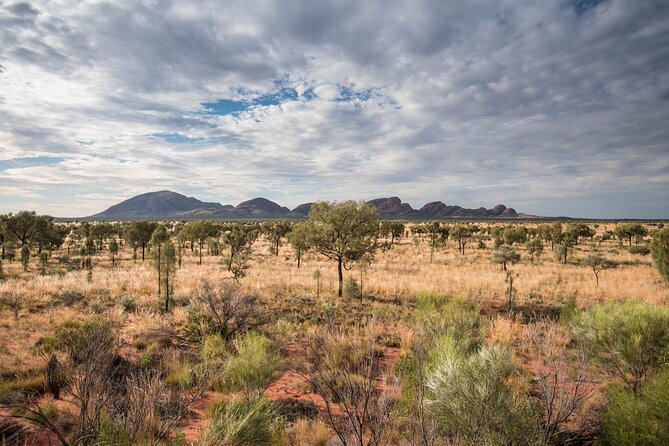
[1, 222, 665, 378]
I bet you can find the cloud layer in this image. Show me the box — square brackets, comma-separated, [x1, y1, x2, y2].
[1, 0, 668, 218]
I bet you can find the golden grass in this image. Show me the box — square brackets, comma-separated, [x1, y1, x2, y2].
[0, 223, 667, 377]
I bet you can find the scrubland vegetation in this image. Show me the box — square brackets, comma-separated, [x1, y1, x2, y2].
[1, 206, 669, 445]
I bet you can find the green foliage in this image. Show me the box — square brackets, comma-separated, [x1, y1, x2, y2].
[201, 394, 284, 446]
[492, 244, 520, 271]
[303, 200, 379, 297]
[47, 316, 115, 364]
[573, 301, 669, 394]
[20, 244, 30, 271]
[219, 332, 280, 393]
[651, 227, 669, 283]
[628, 245, 650, 256]
[600, 369, 669, 446]
[414, 291, 448, 313]
[425, 341, 542, 445]
[413, 295, 483, 353]
[344, 277, 360, 298]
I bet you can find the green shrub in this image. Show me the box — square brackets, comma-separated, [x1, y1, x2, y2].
[651, 228, 669, 282]
[164, 360, 193, 390]
[628, 245, 650, 256]
[219, 332, 280, 393]
[425, 342, 542, 445]
[414, 291, 448, 313]
[414, 296, 483, 353]
[44, 316, 115, 364]
[200, 394, 284, 446]
[0, 376, 46, 395]
[201, 334, 228, 362]
[344, 277, 360, 298]
[573, 301, 669, 394]
[600, 369, 669, 445]
[119, 297, 136, 313]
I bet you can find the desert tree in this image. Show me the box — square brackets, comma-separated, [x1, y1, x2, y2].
[5, 210, 38, 246]
[554, 224, 579, 264]
[583, 250, 615, 286]
[124, 221, 158, 261]
[150, 225, 170, 303]
[89, 222, 113, 251]
[221, 223, 258, 275]
[502, 225, 528, 246]
[0, 214, 8, 258]
[154, 239, 176, 311]
[423, 221, 449, 263]
[20, 244, 30, 271]
[380, 221, 406, 247]
[525, 238, 544, 264]
[185, 220, 219, 265]
[109, 237, 119, 266]
[303, 200, 379, 297]
[287, 221, 311, 268]
[651, 227, 669, 283]
[450, 224, 477, 255]
[265, 220, 292, 255]
[492, 244, 519, 271]
[39, 251, 49, 275]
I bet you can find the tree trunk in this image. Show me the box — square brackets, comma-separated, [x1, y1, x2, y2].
[141, 244, 145, 262]
[337, 258, 343, 297]
[199, 242, 203, 265]
[297, 248, 301, 268]
[157, 245, 161, 298]
[165, 264, 169, 312]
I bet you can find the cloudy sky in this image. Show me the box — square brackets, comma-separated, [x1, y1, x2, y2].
[1, 0, 668, 218]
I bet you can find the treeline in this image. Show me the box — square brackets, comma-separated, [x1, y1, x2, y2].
[2, 206, 668, 291]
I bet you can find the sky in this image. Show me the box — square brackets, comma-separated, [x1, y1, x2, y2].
[1, 0, 668, 218]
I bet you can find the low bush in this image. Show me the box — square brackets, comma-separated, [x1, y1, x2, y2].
[600, 369, 669, 445]
[425, 341, 542, 445]
[628, 245, 650, 256]
[200, 394, 284, 446]
[573, 301, 669, 394]
[218, 332, 280, 394]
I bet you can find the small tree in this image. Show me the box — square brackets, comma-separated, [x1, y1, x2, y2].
[20, 244, 30, 271]
[265, 221, 292, 256]
[651, 227, 669, 283]
[525, 238, 544, 264]
[583, 251, 615, 286]
[304, 201, 378, 297]
[381, 221, 406, 247]
[492, 245, 520, 271]
[109, 238, 119, 266]
[39, 251, 49, 275]
[151, 226, 169, 300]
[287, 222, 311, 268]
[186, 220, 219, 265]
[450, 224, 476, 255]
[424, 221, 449, 263]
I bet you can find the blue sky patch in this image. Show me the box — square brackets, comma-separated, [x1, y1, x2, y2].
[571, 0, 606, 15]
[201, 86, 300, 116]
[0, 156, 65, 171]
[149, 133, 205, 144]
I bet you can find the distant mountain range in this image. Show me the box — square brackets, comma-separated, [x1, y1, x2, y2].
[87, 190, 533, 220]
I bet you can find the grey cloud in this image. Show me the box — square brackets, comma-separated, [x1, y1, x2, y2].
[0, 0, 668, 218]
